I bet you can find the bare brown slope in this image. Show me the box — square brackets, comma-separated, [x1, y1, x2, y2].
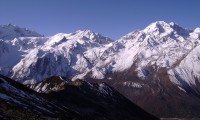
[84, 65, 200, 118]
[0, 75, 158, 120]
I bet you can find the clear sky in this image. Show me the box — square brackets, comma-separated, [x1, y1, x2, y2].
[0, 0, 200, 39]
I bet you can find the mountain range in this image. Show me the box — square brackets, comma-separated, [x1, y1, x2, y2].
[0, 21, 200, 118]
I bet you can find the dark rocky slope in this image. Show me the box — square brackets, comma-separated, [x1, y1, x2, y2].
[0, 75, 158, 120]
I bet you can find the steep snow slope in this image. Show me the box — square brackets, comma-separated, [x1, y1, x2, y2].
[10, 37, 48, 51]
[0, 24, 45, 76]
[169, 45, 200, 86]
[0, 37, 48, 76]
[0, 40, 23, 75]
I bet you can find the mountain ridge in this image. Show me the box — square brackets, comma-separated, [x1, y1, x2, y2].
[0, 24, 43, 40]
[0, 21, 200, 117]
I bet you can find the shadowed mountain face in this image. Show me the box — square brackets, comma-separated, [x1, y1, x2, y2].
[0, 75, 158, 120]
[84, 66, 200, 118]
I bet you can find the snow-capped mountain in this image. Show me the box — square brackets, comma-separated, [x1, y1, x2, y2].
[0, 24, 42, 40]
[1, 21, 200, 117]
[9, 30, 113, 84]
[76, 21, 200, 87]
[116, 21, 200, 82]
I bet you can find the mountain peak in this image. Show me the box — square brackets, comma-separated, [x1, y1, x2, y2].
[0, 24, 43, 40]
[194, 27, 200, 33]
[152, 21, 169, 25]
[143, 21, 192, 37]
[143, 21, 173, 34]
[75, 29, 100, 37]
[77, 29, 94, 33]
[74, 29, 113, 44]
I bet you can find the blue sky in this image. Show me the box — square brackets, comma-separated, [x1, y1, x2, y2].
[0, 0, 199, 39]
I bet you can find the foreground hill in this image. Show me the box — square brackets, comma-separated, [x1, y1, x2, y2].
[0, 75, 158, 120]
